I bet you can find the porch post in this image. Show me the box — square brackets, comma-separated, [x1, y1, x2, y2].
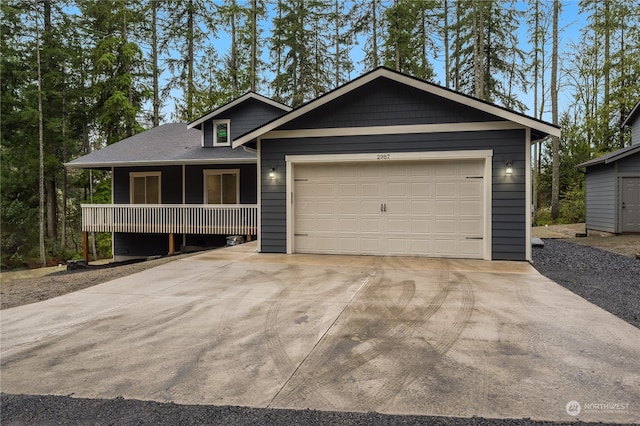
[83, 231, 89, 263]
[169, 232, 175, 255]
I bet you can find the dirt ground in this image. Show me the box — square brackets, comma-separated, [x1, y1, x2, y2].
[531, 222, 640, 259]
[1, 225, 638, 311]
[0, 252, 200, 310]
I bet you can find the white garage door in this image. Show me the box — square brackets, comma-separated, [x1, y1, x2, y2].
[293, 159, 485, 258]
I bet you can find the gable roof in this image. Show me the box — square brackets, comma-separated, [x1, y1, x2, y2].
[65, 123, 255, 169]
[576, 144, 640, 169]
[187, 92, 291, 129]
[622, 99, 640, 128]
[233, 67, 560, 148]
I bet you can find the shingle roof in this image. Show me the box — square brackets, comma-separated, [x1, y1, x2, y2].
[65, 123, 255, 169]
[576, 144, 640, 168]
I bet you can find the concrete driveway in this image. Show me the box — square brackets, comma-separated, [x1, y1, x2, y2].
[2, 242, 639, 423]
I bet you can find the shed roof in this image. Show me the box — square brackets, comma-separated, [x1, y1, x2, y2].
[576, 144, 640, 169]
[622, 99, 640, 128]
[65, 123, 255, 169]
[233, 67, 561, 148]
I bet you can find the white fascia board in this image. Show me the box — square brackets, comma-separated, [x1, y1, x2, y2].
[188, 93, 292, 129]
[285, 150, 493, 164]
[263, 121, 523, 140]
[64, 158, 256, 169]
[234, 68, 560, 147]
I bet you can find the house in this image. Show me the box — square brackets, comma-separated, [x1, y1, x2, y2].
[577, 99, 640, 234]
[69, 67, 561, 262]
[233, 67, 560, 261]
[66, 92, 291, 261]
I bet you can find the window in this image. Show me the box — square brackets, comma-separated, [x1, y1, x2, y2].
[130, 172, 161, 204]
[213, 120, 230, 146]
[204, 169, 239, 204]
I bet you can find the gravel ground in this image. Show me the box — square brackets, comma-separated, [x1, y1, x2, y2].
[532, 239, 640, 329]
[1, 239, 637, 425]
[0, 394, 603, 426]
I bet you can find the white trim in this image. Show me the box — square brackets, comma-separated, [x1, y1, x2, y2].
[262, 121, 523, 140]
[129, 171, 161, 204]
[285, 150, 493, 164]
[203, 168, 240, 204]
[213, 119, 231, 147]
[525, 128, 532, 262]
[233, 68, 560, 148]
[187, 92, 292, 129]
[257, 138, 262, 253]
[285, 150, 493, 260]
[65, 158, 257, 169]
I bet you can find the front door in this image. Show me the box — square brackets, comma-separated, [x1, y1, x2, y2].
[621, 177, 640, 232]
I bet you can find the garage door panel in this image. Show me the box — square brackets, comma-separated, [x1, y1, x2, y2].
[436, 182, 456, 197]
[294, 159, 485, 258]
[435, 219, 455, 234]
[460, 200, 482, 216]
[411, 219, 431, 234]
[435, 200, 455, 216]
[338, 218, 358, 232]
[316, 201, 335, 214]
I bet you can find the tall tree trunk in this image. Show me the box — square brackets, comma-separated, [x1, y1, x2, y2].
[152, 0, 160, 127]
[334, 0, 339, 86]
[372, 0, 378, 67]
[250, 0, 257, 91]
[443, 0, 450, 88]
[36, 0, 46, 266]
[230, 0, 238, 94]
[472, 0, 485, 99]
[187, 0, 194, 118]
[550, 0, 560, 220]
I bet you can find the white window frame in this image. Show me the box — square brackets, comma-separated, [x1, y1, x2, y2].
[203, 169, 240, 204]
[129, 171, 161, 204]
[213, 119, 231, 147]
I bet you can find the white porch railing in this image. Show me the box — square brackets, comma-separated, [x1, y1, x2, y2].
[81, 204, 258, 235]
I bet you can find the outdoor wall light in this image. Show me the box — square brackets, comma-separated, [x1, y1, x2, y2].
[269, 167, 276, 179]
[505, 161, 513, 175]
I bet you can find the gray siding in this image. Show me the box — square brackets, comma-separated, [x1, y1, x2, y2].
[585, 164, 617, 233]
[281, 78, 504, 130]
[202, 99, 287, 147]
[113, 166, 182, 204]
[617, 152, 640, 173]
[632, 115, 639, 145]
[261, 129, 527, 260]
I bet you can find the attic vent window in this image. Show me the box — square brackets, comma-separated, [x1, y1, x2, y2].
[213, 120, 230, 146]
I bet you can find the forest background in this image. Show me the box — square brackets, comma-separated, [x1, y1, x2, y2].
[1, 0, 639, 268]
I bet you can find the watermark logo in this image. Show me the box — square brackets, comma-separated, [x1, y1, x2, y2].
[566, 400, 581, 416]
[566, 400, 630, 417]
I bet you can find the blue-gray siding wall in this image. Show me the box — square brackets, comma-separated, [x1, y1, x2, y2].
[281, 79, 502, 130]
[261, 129, 527, 260]
[585, 164, 617, 233]
[203, 99, 288, 146]
[632, 115, 639, 145]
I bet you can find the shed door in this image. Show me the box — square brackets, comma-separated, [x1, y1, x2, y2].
[622, 177, 640, 232]
[293, 159, 484, 258]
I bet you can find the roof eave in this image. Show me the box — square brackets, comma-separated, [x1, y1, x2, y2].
[65, 158, 257, 169]
[621, 99, 640, 128]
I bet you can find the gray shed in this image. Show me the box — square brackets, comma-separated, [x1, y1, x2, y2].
[577, 99, 640, 234]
